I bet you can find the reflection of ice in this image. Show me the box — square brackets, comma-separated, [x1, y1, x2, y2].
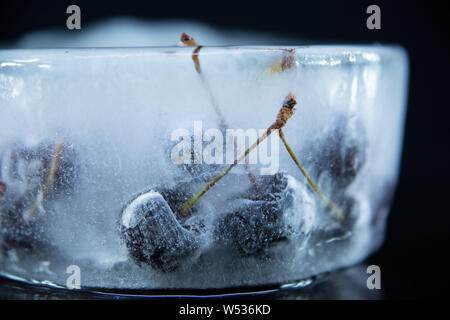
[274, 264, 382, 300]
[0, 40, 408, 289]
[35, 261, 56, 277]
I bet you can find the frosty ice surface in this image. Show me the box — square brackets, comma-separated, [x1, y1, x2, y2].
[0, 46, 408, 289]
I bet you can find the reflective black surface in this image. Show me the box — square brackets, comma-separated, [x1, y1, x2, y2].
[0, 263, 381, 300]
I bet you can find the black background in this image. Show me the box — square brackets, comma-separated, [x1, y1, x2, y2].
[0, 0, 449, 299]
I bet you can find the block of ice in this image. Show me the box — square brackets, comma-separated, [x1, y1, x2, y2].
[0, 45, 408, 289]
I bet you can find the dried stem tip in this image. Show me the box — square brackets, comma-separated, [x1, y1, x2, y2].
[270, 49, 296, 74]
[271, 93, 297, 131]
[0, 181, 5, 197]
[180, 32, 197, 46]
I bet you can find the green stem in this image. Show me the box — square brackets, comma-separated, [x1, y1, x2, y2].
[279, 129, 343, 221]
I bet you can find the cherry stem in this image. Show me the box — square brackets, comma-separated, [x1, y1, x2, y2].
[23, 142, 64, 222]
[278, 129, 343, 221]
[178, 94, 297, 217]
[180, 33, 260, 192]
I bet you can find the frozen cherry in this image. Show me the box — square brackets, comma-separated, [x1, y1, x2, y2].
[302, 116, 366, 189]
[213, 201, 289, 256]
[167, 133, 223, 182]
[152, 184, 197, 217]
[119, 187, 200, 272]
[0, 140, 79, 200]
[239, 172, 294, 204]
[0, 140, 79, 252]
[0, 206, 50, 253]
[213, 172, 295, 256]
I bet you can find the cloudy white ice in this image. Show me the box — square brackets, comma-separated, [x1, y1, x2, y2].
[0, 20, 409, 290]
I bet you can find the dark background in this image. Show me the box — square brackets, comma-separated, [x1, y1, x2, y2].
[0, 0, 448, 299]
